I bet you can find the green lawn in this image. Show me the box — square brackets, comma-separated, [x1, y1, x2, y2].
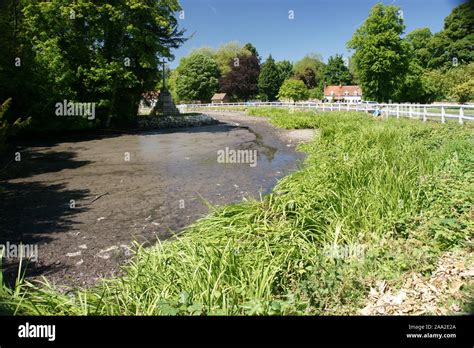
[1, 109, 473, 315]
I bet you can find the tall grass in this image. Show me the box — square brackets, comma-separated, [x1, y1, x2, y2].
[1, 110, 473, 315]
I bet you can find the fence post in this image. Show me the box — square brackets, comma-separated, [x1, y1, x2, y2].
[409, 105, 413, 118]
[423, 106, 427, 122]
[441, 106, 446, 123]
[459, 107, 464, 125]
[339, 103, 341, 111]
[396, 105, 400, 118]
[347, 103, 350, 111]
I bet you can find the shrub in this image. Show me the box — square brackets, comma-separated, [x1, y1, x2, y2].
[277, 79, 309, 102]
[0, 98, 31, 151]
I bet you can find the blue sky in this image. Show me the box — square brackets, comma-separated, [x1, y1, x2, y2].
[169, 0, 464, 68]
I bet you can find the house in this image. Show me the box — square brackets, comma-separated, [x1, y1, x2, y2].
[324, 85, 362, 103]
[211, 93, 230, 104]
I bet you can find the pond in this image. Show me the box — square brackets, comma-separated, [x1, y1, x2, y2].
[0, 115, 306, 286]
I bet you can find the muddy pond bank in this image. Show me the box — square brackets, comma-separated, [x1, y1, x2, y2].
[0, 113, 314, 287]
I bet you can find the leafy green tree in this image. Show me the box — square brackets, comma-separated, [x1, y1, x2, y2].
[395, 61, 434, 103]
[258, 55, 281, 101]
[190, 42, 254, 76]
[214, 42, 251, 75]
[276, 60, 293, 83]
[421, 69, 448, 101]
[0, 98, 31, 151]
[451, 79, 474, 103]
[219, 54, 260, 101]
[293, 53, 324, 72]
[20, 0, 185, 127]
[347, 4, 410, 102]
[293, 53, 326, 87]
[294, 67, 317, 88]
[308, 87, 323, 100]
[243, 43, 260, 60]
[190, 46, 216, 58]
[324, 54, 353, 85]
[428, 1, 474, 69]
[405, 28, 433, 68]
[168, 69, 180, 103]
[277, 79, 308, 102]
[422, 62, 474, 101]
[176, 53, 220, 102]
[0, 0, 46, 125]
[347, 56, 359, 85]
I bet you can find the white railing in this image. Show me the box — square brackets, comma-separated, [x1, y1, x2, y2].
[177, 102, 474, 124]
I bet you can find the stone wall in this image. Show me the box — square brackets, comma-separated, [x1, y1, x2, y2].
[136, 114, 219, 129]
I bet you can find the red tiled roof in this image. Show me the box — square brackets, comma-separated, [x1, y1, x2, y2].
[324, 85, 362, 97]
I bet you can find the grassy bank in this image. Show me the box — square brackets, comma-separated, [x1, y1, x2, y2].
[1, 109, 473, 315]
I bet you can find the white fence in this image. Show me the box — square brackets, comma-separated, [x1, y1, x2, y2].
[178, 102, 474, 124]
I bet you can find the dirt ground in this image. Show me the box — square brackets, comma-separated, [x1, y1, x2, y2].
[0, 113, 315, 288]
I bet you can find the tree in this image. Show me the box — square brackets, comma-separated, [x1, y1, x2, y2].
[219, 54, 260, 101]
[168, 69, 180, 103]
[422, 62, 474, 101]
[176, 53, 220, 102]
[308, 88, 323, 100]
[243, 43, 260, 60]
[190, 46, 215, 58]
[405, 28, 433, 68]
[293, 53, 324, 72]
[347, 3, 410, 102]
[0, 98, 30, 151]
[0, 0, 47, 125]
[294, 67, 317, 88]
[293, 53, 326, 87]
[189, 42, 254, 76]
[277, 79, 308, 102]
[324, 54, 353, 85]
[347, 56, 359, 85]
[276, 60, 293, 83]
[214, 42, 251, 75]
[258, 55, 281, 101]
[19, 0, 185, 127]
[451, 79, 474, 103]
[395, 61, 434, 103]
[428, 1, 474, 69]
